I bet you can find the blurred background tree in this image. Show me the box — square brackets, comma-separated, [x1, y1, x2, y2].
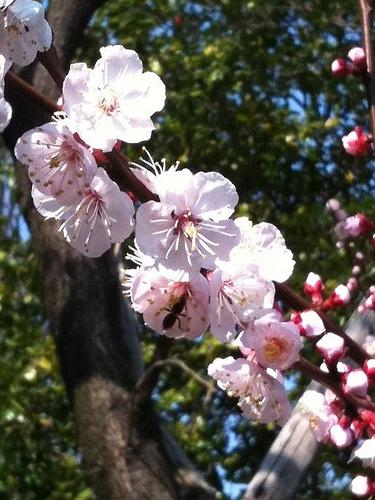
[0, 0, 372, 498]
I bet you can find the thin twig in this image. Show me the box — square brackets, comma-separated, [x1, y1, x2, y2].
[133, 358, 215, 407]
[275, 282, 369, 365]
[295, 357, 375, 412]
[5, 72, 59, 115]
[358, 0, 375, 140]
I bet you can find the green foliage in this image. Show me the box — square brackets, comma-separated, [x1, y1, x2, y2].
[2, 0, 374, 498]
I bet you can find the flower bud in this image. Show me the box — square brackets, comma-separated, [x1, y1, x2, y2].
[349, 476, 373, 497]
[345, 213, 375, 237]
[343, 369, 369, 398]
[364, 359, 375, 384]
[348, 47, 367, 73]
[331, 58, 347, 76]
[324, 284, 350, 310]
[342, 127, 372, 156]
[330, 423, 353, 448]
[316, 332, 345, 366]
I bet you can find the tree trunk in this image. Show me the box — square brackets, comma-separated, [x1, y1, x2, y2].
[3, 1, 216, 498]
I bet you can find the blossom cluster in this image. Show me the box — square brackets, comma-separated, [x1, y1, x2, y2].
[0, 0, 52, 132]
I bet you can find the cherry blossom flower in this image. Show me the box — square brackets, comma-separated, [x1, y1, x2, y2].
[135, 169, 239, 271]
[299, 390, 338, 443]
[33, 168, 134, 257]
[0, 0, 52, 66]
[15, 121, 97, 203]
[0, 54, 11, 132]
[129, 264, 209, 339]
[229, 217, 295, 283]
[208, 261, 275, 342]
[130, 147, 179, 197]
[316, 332, 345, 366]
[239, 313, 301, 370]
[63, 45, 166, 152]
[208, 356, 291, 425]
[342, 127, 372, 156]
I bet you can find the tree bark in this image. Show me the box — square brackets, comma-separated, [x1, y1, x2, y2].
[3, 1, 216, 498]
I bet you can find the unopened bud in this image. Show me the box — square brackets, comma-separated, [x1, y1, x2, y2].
[343, 369, 369, 398]
[331, 58, 348, 76]
[342, 127, 372, 156]
[316, 332, 345, 365]
[348, 47, 367, 73]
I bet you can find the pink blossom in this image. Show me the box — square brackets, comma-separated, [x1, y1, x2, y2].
[208, 262, 275, 342]
[316, 332, 345, 365]
[63, 45, 166, 152]
[229, 217, 295, 283]
[240, 313, 301, 370]
[291, 309, 325, 338]
[343, 369, 369, 398]
[0, 0, 52, 66]
[331, 58, 347, 76]
[299, 390, 338, 443]
[129, 264, 209, 339]
[342, 127, 372, 156]
[208, 356, 291, 425]
[135, 169, 239, 271]
[15, 121, 97, 203]
[33, 168, 134, 257]
[349, 476, 373, 498]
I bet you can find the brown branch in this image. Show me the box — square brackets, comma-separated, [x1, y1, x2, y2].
[295, 357, 375, 412]
[358, 0, 375, 139]
[5, 72, 59, 115]
[38, 45, 66, 91]
[275, 282, 369, 366]
[105, 150, 159, 203]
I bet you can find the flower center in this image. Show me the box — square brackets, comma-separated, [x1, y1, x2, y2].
[263, 337, 287, 363]
[98, 87, 119, 115]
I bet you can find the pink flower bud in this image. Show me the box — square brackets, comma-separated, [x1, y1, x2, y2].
[370, 285, 375, 294]
[324, 284, 350, 310]
[348, 47, 367, 72]
[356, 251, 365, 262]
[330, 423, 353, 447]
[304, 273, 324, 305]
[352, 265, 361, 276]
[345, 213, 375, 237]
[342, 127, 372, 156]
[291, 309, 325, 338]
[365, 294, 375, 310]
[331, 58, 348, 76]
[316, 332, 345, 365]
[343, 369, 369, 398]
[349, 476, 372, 497]
[326, 198, 341, 211]
[347, 277, 358, 292]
